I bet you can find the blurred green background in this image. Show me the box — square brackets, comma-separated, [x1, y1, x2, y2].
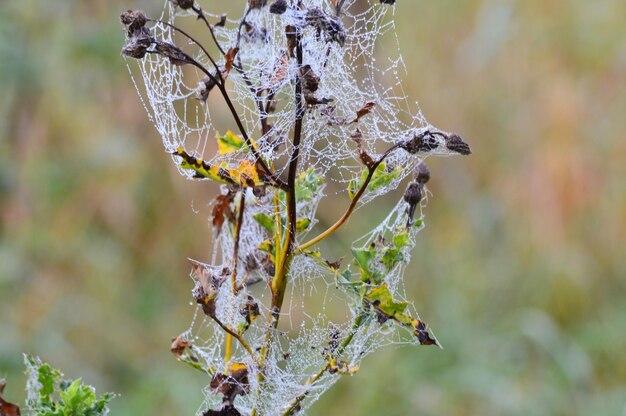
[1, 0, 625, 415]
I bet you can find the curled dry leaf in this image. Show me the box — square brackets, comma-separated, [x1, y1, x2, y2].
[352, 102, 376, 123]
[224, 47, 239, 75]
[0, 379, 21, 416]
[212, 190, 236, 234]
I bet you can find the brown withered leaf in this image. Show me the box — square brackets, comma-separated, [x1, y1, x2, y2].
[270, 52, 289, 87]
[0, 379, 21, 416]
[170, 334, 192, 357]
[324, 257, 343, 270]
[239, 295, 260, 329]
[210, 363, 250, 406]
[212, 190, 236, 234]
[352, 102, 375, 123]
[224, 47, 239, 75]
[351, 129, 374, 168]
[189, 260, 224, 316]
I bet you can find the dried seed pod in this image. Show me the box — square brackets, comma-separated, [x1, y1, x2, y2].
[305, 7, 346, 46]
[120, 9, 147, 36]
[269, 0, 288, 14]
[403, 182, 423, 226]
[414, 161, 431, 185]
[121, 30, 152, 59]
[446, 133, 472, 155]
[400, 131, 440, 154]
[155, 41, 191, 66]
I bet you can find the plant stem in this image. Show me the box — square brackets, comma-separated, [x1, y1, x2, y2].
[225, 190, 247, 365]
[210, 314, 255, 358]
[252, 15, 306, 415]
[300, 144, 401, 250]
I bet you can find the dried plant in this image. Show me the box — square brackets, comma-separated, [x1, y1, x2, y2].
[121, 1, 470, 415]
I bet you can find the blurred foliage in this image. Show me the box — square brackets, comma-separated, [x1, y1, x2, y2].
[1, 0, 625, 415]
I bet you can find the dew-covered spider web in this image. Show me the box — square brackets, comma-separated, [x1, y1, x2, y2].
[125, 1, 466, 414]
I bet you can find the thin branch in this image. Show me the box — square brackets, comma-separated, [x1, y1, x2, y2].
[299, 143, 402, 250]
[210, 314, 255, 358]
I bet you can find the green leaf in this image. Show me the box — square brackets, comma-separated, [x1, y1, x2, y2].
[253, 213, 275, 234]
[59, 380, 96, 414]
[364, 284, 439, 346]
[217, 130, 245, 155]
[295, 168, 324, 203]
[295, 218, 311, 232]
[258, 240, 274, 256]
[365, 283, 408, 317]
[351, 246, 381, 283]
[37, 362, 60, 402]
[348, 163, 402, 199]
[381, 230, 410, 271]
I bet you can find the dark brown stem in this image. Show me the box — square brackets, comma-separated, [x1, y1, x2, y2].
[148, 18, 222, 76]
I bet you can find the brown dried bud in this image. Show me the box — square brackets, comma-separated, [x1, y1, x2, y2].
[120, 10, 147, 36]
[400, 131, 440, 154]
[155, 41, 191, 66]
[121, 30, 152, 59]
[270, 0, 288, 14]
[414, 161, 431, 184]
[403, 182, 423, 207]
[171, 0, 194, 9]
[446, 133, 472, 155]
[305, 7, 346, 46]
[403, 182, 423, 226]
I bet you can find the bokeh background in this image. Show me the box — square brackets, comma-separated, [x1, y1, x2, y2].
[1, 0, 625, 414]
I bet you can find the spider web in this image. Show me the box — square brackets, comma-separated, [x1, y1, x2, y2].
[127, 1, 455, 414]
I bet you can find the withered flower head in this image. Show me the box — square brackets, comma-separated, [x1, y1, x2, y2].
[121, 32, 152, 59]
[120, 9, 147, 35]
[414, 161, 431, 184]
[446, 133, 472, 155]
[305, 7, 346, 46]
[120, 10, 152, 59]
[270, 0, 288, 14]
[171, 0, 194, 10]
[403, 182, 423, 207]
[400, 131, 440, 154]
